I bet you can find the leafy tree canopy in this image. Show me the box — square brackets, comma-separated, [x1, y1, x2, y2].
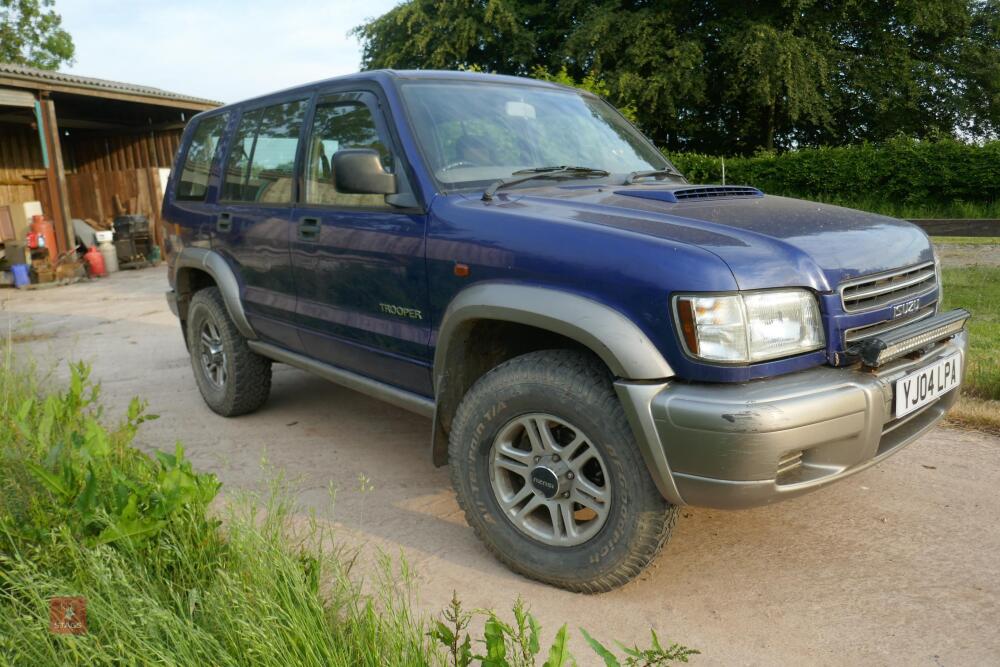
[0, 0, 74, 70]
[353, 0, 1000, 154]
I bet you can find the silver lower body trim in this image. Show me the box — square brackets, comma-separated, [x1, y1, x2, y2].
[247, 341, 435, 418]
[616, 331, 968, 509]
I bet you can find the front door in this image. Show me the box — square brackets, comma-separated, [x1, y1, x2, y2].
[215, 97, 309, 352]
[290, 91, 432, 395]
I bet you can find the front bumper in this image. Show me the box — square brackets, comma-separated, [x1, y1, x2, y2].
[617, 330, 968, 509]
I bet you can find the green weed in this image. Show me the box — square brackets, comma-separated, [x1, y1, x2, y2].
[428, 593, 698, 667]
[0, 354, 697, 665]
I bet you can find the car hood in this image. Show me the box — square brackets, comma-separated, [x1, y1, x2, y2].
[496, 185, 934, 292]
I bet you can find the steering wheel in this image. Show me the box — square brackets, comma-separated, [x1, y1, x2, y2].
[440, 160, 481, 172]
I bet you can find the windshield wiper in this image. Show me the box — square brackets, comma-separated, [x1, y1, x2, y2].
[482, 166, 611, 201]
[624, 168, 684, 184]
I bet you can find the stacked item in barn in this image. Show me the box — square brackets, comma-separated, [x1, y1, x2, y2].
[72, 218, 115, 277]
[1, 206, 90, 288]
[26, 215, 56, 284]
[96, 230, 118, 273]
[0, 202, 37, 288]
[54, 252, 86, 283]
[113, 215, 153, 268]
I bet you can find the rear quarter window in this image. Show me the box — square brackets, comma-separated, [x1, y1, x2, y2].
[176, 113, 228, 201]
[221, 100, 307, 204]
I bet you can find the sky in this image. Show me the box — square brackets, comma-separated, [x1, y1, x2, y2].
[57, 0, 401, 104]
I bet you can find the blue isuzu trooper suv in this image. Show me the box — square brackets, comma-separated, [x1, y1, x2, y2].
[163, 70, 969, 592]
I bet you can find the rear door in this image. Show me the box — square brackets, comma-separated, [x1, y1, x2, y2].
[290, 90, 432, 395]
[165, 111, 229, 252]
[215, 96, 310, 351]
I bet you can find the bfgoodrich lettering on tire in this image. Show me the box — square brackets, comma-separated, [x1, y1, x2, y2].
[187, 287, 272, 417]
[448, 349, 678, 593]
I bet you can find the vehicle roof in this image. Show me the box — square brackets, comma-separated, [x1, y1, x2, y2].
[207, 69, 578, 114]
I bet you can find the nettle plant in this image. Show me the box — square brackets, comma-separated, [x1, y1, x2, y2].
[430, 593, 699, 667]
[6, 363, 219, 547]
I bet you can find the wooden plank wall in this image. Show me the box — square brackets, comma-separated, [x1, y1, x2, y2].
[69, 130, 181, 174]
[2, 126, 181, 216]
[0, 124, 46, 207]
[65, 168, 165, 227]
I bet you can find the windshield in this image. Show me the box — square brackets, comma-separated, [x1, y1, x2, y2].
[399, 81, 674, 189]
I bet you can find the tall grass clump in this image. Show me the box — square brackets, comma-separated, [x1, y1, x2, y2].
[0, 348, 697, 665]
[0, 353, 434, 665]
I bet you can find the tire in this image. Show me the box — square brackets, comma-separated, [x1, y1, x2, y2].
[186, 287, 271, 417]
[448, 349, 678, 593]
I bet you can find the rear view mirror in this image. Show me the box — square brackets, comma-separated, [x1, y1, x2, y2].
[333, 149, 397, 195]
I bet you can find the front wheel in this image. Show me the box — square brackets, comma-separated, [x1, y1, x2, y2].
[186, 287, 272, 417]
[448, 349, 678, 593]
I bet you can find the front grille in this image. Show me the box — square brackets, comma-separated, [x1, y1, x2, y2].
[840, 262, 936, 313]
[671, 186, 763, 201]
[843, 304, 937, 345]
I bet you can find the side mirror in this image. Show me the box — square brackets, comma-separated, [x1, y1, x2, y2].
[333, 149, 396, 195]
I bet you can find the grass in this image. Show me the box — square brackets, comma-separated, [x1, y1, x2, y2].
[940, 266, 1000, 432]
[930, 236, 1000, 245]
[941, 266, 1000, 401]
[0, 356, 434, 665]
[5, 332, 55, 344]
[0, 348, 696, 666]
[948, 396, 1000, 435]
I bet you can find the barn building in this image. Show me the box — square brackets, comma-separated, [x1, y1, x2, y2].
[0, 63, 218, 254]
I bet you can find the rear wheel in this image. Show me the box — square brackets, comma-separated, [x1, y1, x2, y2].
[186, 287, 271, 416]
[449, 349, 677, 593]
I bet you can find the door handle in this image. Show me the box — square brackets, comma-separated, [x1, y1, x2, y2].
[298, 216, 321, 241]
[216, 213, 232, 232]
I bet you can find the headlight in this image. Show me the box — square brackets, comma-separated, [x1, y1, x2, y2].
[674, 290, 824, 363]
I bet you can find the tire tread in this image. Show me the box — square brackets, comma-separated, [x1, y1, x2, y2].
[187, 287, 271, 417]
[448, 349, 677, 593]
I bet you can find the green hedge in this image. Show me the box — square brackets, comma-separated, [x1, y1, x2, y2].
[665, 137, 1000, 218]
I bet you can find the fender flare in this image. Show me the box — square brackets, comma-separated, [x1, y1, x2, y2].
[173, 247, 256, 340]
[433, 282, 674, 386]
[430, 282, 674, 466]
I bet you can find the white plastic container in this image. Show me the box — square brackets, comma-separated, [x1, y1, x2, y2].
[98, 238, 119, 273]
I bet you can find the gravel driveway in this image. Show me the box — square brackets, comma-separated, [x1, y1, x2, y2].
[3, 267, 999, 665]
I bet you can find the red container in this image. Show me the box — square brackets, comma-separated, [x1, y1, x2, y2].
[31, 215, 57, 265]
[84, 246, 106, 277]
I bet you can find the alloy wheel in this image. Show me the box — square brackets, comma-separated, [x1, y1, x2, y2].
[489, 413, 611, 547]
[199, 320, 227, 388]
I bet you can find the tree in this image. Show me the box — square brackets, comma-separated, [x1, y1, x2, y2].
[353, 0, 1000, 155]
[0, 0, 74, 70]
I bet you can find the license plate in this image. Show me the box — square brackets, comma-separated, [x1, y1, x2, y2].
[894, 353, 961, 418]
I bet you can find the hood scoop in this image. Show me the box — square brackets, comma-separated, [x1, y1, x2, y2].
[614, 185, 764, 204]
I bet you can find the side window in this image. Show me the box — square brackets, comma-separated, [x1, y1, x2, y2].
[176, 113, 228, 201]
[222, 99, 306, 203]
[305, 97, 393, 208]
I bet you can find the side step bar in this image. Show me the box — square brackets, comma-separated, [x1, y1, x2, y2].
[247, 341, 435, 418]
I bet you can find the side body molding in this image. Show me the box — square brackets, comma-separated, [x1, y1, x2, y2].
[174, 247, 256, 340]
[430, 282, 675, 467]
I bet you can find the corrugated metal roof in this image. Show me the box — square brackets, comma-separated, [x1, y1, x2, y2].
[0, 62, 220, 107]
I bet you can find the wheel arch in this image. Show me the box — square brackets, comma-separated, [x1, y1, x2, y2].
[430, 283, 674, 466]
[173, 247, 256, 340]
